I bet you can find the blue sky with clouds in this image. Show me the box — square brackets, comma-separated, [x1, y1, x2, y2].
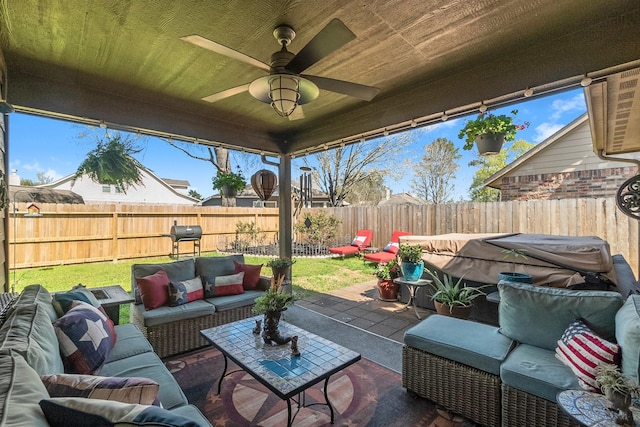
[8, 88, 586, 201]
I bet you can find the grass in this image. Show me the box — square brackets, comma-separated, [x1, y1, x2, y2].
[11, 252, 377, 324]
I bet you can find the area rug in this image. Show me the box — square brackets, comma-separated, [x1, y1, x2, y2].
[165, 347, 474, 426]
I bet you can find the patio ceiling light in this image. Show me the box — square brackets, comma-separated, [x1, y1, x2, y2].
[249, 73, 319, 118]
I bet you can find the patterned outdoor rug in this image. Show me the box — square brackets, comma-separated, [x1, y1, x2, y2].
[165, 347, 475, 426]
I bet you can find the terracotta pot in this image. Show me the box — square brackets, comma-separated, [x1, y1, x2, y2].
[377, 278, 399, 301]
[475, 133, 505, 156]
[434, 301, 473, 319]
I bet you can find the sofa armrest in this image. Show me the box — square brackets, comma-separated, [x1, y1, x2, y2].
[612, 254, 640, 298]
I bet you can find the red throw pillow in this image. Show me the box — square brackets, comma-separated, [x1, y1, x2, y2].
[135, 270, 170, 310]
[234, 261, 263, 290]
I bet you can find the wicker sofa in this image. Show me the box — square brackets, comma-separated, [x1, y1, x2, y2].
[130, 254, 269, 358]
[403, 255, 640, 427]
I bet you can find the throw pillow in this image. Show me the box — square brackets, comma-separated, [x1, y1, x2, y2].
[52, 285, 116, 335]
[233, 261, 263, 290]
[352, 235, 367, 247]
[202, 272, 245, 297]
[135, 269, 170, 310]
[168, 277, 204, 306]
[53, 301, 116, 375]
[555, 319, 620, 391]
[39, 397, 201, 427]
[383, 241, 400, 254]
[41, 374, 160, 405]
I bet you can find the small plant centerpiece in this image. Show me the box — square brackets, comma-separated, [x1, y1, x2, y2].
[499, 248, 533, 284]
[374, 258, 401, 301]
[252, 275, 294, 345]
[397, 244, 424, 281]
[266, 258, 296, 280]
[426, 270, 488, 319]
[458, 109, 529, 156]
[595, 364, 640, 425]
[211, 170, 247, 197]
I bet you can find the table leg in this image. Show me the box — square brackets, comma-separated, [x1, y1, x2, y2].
[287, 398, 293, 427]
[102, 305, 121, 325]
[412, 286, 422, 320]
[323, 376, 335, 424]
[217, 354, 228, 394]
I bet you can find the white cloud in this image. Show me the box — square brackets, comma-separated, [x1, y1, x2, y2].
[533, 123, 564, 142]
[43, 168, 64, 181]
[550, 94, 585, 120]
[415, 118, 460, 135]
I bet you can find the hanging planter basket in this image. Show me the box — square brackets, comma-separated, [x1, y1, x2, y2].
[220, 185, 238, 198]
[475, 133, 505, 156]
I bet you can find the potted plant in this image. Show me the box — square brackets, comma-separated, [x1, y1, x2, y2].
[211, 170, 247, 197]
[426, 270, 488, 319]
[595, 364, 640, 425]
[398, 244, 424, 281]
[374, 258, 401, 301]
[266, 257, 296, 280]
[458, 109, 529, 155]
[499, 248, 533, 284]
[252, 275, 295, 345]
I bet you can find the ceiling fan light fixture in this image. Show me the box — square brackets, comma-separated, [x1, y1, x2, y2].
[269, 74, 300, 117]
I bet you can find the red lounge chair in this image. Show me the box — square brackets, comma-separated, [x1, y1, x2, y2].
[329, 229, 374, 258]
[364, 230, 411, 264]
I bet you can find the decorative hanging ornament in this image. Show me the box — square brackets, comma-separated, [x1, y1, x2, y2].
[251, 169, 277, 201]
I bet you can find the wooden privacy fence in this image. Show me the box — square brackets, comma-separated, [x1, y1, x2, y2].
[9, 198, 639, 276]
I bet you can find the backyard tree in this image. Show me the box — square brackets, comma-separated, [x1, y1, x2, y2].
[310, 133, 412, 207]
[468, 139, 534, 201]
[411, 138, 461, 204]
[344, 171, 387, 205]
[188, 189, 202, 200]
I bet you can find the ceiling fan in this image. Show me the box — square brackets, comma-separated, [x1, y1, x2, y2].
[181, 18, 380, 120]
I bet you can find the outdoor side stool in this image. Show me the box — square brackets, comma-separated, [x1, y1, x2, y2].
[402, 314, 514, 427]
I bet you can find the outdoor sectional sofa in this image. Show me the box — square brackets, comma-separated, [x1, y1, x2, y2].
[0, 284, 210, 426]
[130, 254, 269, 358]
[402, 254, 640, 427]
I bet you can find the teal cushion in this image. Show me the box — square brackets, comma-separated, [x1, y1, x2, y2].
[169, 404, 211, 427]
[206, 290, 264, 312]
[100, 351, 188, 410]
[52, 286, 102, 317]
[500, 344, 580, 401]
[12, 284, 58, 322]
[498, 281, 623, 350]
[136, 300, 216, 328]
[195, 255, 245, 278]
[616, 294, 640, 382]
[39, 398, 202, 427]
[403, 314, 514, 375]
[0, 304, 65, 375]
[131, 259, 196, 303]
[0, 350, 50, 426]
[105, 324, 154, 363]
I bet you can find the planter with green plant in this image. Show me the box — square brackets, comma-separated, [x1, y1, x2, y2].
[458, 109, 529, 156]
[398, 244, 424, 281]
[212, 171, 247, 197]
[374, 258, 401, 301]
[499, 248, 533, 284]
[252, 275, 295, 345]
[266, 258, 296, 281]
[595, 364, 640, 425]
[426, 270, 488, 319]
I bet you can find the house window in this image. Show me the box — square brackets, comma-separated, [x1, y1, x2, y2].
[102, 185, 111, 193]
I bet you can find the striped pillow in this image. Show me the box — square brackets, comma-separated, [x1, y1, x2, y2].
[555, 319, 620, 391]
[202, 272, 245, 297]
[168, 277, 204, 306]
[41, 374, 159, 405]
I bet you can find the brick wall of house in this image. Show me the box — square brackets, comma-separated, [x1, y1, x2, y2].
[500, 166, 638, 201]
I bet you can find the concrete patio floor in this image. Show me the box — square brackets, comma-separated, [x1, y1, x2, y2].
[295, 279, 430, 343]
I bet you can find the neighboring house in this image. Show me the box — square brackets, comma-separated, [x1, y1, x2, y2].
[9, 185, 84, 205]
[162, 178, 190, 196]
[484, 113, 640, 201]
[200, 184, 335, 207]
[42, 167, 198, 204]
[377, 192, 426, 206]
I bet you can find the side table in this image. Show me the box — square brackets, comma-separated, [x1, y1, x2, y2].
[557, 389, 640, 426]
[393, 276, 432, 319]
[89, 285, 134, 325]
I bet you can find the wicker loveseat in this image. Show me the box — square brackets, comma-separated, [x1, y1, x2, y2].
[130, 254, 269, 358]
[403, 255, 640, 427]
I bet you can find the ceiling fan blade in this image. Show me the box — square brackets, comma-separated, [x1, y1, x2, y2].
[288, 105, 305, 121]
[285, 18, 356, 74]
[303, 75, 380, 101]
[202, 84, 251, 103]
[180, 35, 270, 72]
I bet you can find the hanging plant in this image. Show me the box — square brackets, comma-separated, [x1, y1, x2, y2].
[458, 110, 529, 151]
[72, 134, 144, 192]
[211, 170, 247, 192]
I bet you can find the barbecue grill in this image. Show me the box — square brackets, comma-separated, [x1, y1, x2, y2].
[163, 223, 202, 259]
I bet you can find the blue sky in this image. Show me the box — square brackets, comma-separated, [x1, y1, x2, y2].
[8, 88, 586, 201]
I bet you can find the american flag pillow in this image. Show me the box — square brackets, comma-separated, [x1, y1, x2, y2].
[555, 319, 620, 391]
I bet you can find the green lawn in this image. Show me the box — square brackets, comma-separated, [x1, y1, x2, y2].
[11, 252, 376, 324]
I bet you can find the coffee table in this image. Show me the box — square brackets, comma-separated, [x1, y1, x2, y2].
[201, 317, 361, 426]
[557, 389, 640, 426]
[393, 276, 433, 319]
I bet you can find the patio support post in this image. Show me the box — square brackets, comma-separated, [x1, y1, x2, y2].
[278, 154, 293, 278]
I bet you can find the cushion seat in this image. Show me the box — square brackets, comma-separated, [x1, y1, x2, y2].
[363, 251, 396, 264]
[206, 290, 264, 312]
[105, 324, 154, 363]
[135, 300, 216, 328]
[404, 314, 513, 375]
